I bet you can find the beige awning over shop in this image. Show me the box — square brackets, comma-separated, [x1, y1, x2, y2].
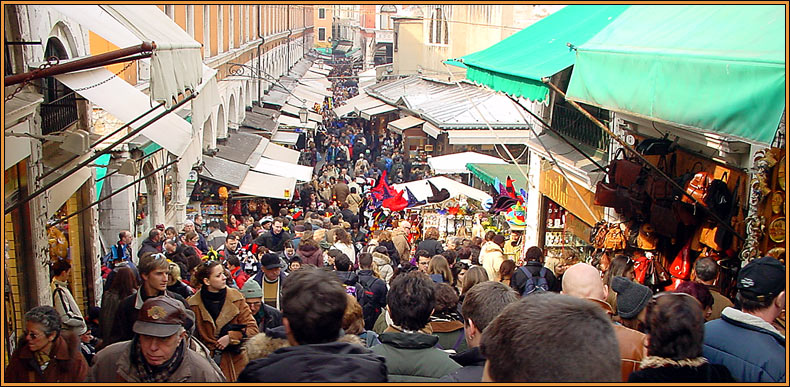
[387, 115, 425, 134]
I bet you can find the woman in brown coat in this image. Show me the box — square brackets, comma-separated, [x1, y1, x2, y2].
[188, 260, 258, 382]
[5, 306, 88, 382]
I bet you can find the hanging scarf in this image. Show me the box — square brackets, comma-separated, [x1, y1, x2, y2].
[34, 350, 51, 373]
[131, 335, 186, 383]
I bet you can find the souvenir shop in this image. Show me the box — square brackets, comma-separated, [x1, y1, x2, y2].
[188, 177, 281, 227]
[537, 168, 603, 266]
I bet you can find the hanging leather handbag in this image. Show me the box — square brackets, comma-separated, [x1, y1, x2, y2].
[669, 239, 693, 280]
[651, 201, 679, 238]
[636, 137, 677, 156]
[603, 224, 627, 251]
[647, 153, 676, 201]
[674, 201, 700, 226]
[682, 171, 714, 205]
[611, 148, 643, 187]
[699, 220, 725, 251]
[632, 253, 649, 284]
[594, 176, 620, 208]
[589, 220, 610, 249]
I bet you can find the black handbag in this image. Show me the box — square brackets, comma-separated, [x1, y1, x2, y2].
[636, 137, 677, 156]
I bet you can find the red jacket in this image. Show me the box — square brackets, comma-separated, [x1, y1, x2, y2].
[230, 266, 249, 289]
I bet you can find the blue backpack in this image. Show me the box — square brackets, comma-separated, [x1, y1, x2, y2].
[520, 266, 549, 296]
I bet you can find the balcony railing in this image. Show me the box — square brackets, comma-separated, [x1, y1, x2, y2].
[40, 91, 78, 135]
[551, 103, 610, 152]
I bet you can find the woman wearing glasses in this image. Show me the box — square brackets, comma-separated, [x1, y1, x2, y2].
[628, 292, 735, 382]
[188, 260, 258, 382]
[5, 306, 88, 382]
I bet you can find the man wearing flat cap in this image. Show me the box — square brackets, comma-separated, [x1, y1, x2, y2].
[703, 256, 786, 382]
[89, 296, 226, 382]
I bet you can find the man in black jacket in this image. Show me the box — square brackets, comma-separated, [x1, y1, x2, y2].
[104, 253, 189, 347]
[137, 229, 162, 259]
[510, 246, 561, 295]
[238, 267, 388, 382]
[437, 281, 518, 382]
[254, 217, 292, 253]
[356, 253, 387, 330]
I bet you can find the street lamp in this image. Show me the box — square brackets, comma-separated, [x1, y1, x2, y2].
[299, 104, 309, 124]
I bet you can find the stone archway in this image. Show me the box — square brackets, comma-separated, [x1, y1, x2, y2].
[216, 103, 227, 139]
[202, 115, 215, 150]
[228, 93, 238, 130]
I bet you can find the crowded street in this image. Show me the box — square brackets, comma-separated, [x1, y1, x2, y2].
[2, 3, 787, 383]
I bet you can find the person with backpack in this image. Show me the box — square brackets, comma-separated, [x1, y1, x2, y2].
[356, 253, 388, 331]
[510, 246, 560, 296]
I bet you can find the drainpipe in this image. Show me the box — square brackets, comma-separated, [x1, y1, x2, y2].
[286, 5, 292, 74]
[257, 5, 265, 105]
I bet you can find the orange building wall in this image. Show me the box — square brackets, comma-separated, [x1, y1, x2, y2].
[88, 32, 137, 86]
[209, 5, 218, 56]
[194, 5, 205, 57]
[174, 5, 187, 31]
[362, 5, 376, 29]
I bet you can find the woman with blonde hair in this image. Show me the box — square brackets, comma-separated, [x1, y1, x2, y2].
[427, 255, 453, 284]
[341, 294, 381, 347]
[460, 266, 489, 297]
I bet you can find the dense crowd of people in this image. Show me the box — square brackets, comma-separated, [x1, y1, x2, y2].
[5, 58, 786, 383]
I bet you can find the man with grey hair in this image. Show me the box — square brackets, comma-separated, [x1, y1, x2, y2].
[438, 281, 518, 382]
[480, 292, 620, 382]
[561, 263, 646, 381]
[89, 296, 225, 382]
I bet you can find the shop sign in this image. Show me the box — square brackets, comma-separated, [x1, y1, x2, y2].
[187, 170, 198, 184]
[540, 169, 603, 227]
[284, 189, 290, 198]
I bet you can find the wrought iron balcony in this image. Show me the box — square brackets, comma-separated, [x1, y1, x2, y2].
[551, 103, 610, 153]
[40, 91, 78, 135]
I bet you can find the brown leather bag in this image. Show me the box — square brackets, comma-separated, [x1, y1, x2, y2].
[603, 224, 627, 251]
[651, 201, 679, 238]
[647, 153, 676, 201]
[612, 148, 643, 187]
[681, 171, 714, 205]
[594, 177, 619, 208]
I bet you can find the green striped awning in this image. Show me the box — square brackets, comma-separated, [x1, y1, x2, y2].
[466, 162, 530, 194]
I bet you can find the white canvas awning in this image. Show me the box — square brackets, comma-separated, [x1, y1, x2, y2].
[55, 67, 193, 156]
[277, 115, 317, 130]
[281, 103, 322, 123]
[48, 5, 202, 107]
[260, 137, 300, 164]
[393, 176, 492, 204]
[308, 66, 330, 76]
[253, 157, 313, 182]
[447, 130, 534, 145]
[271, 131, 301, 146]
[387, 115, 425, 134]
[235, 170, 296, 200]
[353, 98, 388, 115]
[427, 151, 507, 174]
[360, 104, 397, 120]
[333, 93, 380, 117]
[423, 121, 442, 139]
[287, 94, 323, 109]
[45, 153, 92, 218]
[295, 84, 332, 98]
[292, 87, 328, 103]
